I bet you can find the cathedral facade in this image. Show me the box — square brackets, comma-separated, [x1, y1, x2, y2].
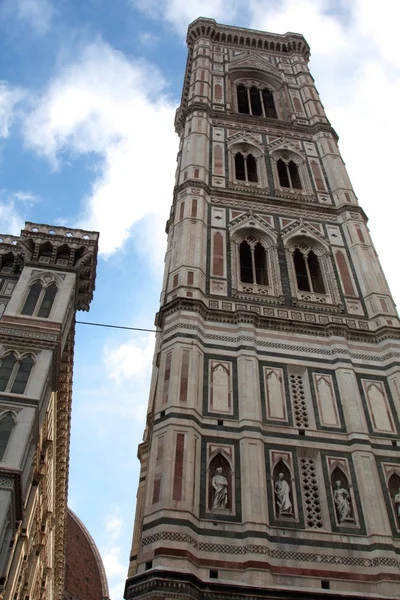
[125, 18, 400, 600]
[0, 223, 103, 599]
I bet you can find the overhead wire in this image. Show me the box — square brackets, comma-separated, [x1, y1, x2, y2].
[76, 320, 156, 333]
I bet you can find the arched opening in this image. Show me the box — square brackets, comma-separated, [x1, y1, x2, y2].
[0, 354, 16, 392]
[262, 88, 277, 118]
[38, 282, 57, 318]
[250, 86, 262, 116]
[237, 84, 249, 114]
[254, 243, 268, 285]
[239, 241, 253, 283]
[0, 413, 15, 460]
[293, 249, 309, 291]
[22, 281, 43, 316]
[208, 453, 232, 511]
[38, 242, 53, 263]
[234, 152, 258, 183]
[247, 154, 258, 182]
[273, 460, 293, 518]
[308, 251, 325, 294]
[388, 473, 400, 524]
[277, 159, 302, 189]
[11, 356, 34, 394]
[234, 152, 246, 180]
[293, 248, 326, 294]
[1, 253, 14, 273]
[331, 467, 353, 523]
[239, 239, 268, 286]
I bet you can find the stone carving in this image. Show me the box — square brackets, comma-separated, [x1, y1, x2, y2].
[333, 480, 353, 523]
[212, 467, 228, 509]
[394, 488, 400, 519]
[275, 472, 293, 516]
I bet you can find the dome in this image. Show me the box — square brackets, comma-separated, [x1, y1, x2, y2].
[64, 508, 110, 600]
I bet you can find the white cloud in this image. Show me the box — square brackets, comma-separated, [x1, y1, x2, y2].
[22, 40, 177, 257]
[0, 189, 39, 235]
[5, 0, 54, 36]
[101, 510, 126, 599]
[0, 82, 25, 138]
[131, 0, 240, 34]
[104, 332, 155, 384]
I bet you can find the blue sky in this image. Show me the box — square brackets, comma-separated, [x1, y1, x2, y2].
[0, 1, 399, 598]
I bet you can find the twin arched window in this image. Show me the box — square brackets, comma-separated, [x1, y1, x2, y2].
[237, 84, 277, 119]
[0, 413, 15, 461]
[234, 152, 258, 182]
[22, 281, 57, 318]
[293, 248, 325, 294]
[0, 353, 34, 394]
[239, 239, 269, 286]
[277, 159, 302, 190]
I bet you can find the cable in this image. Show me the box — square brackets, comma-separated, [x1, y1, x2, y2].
[76, 320, 156, 333]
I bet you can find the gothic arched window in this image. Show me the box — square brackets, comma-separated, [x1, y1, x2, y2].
[0, 353, 34, 394]
[239, 240, 269, 286]
[293, 248, 325, 294]
[234, 152, 258, 183]
[22, 281, 58, 318]
[236, 84, 277, 118]
[0, 413, 15, 461]
[277, 159, 302, 189]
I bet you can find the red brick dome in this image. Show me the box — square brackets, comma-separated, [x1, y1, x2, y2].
[65, 509, 110, 600]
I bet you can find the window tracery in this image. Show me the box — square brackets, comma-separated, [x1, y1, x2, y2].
[0, 353, 34, 395]
[21, 276, 58, 318]
[0, 412, 16, 461]
[271, 151, 310, 195]
[228, 138, 267, 188]
[230, 223, 281, 299]
[236, 83, 277, 118]
[284, 235, 341, 307]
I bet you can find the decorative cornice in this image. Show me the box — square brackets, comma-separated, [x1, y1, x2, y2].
[155, 297, 400, 343]
[53, 324, 75, 599]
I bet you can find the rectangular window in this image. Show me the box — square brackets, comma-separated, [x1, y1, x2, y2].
[191, 198, 198, 218]
[187, 271, 194, 285]
[179, 201, 185, 220]
[179, 350, 190, 402]
[162, 352, 172, 404]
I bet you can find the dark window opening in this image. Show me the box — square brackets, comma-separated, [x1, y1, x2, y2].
[254, 243, 268, 285]
[237, 85, 249, 114]
[0, 413, 14, 460]
[239, 241, 253, 283]
[217, 420, 223, 426]
[293, 249, 310, 291]
[11, 356, 34, 394]
[308, 251, 325, 294]
[38, 283, 57, 318]
[321, 581, 330, 590]
[250, 86, 262, 115]
[0, 354, 16, 392]
[289, 160, 302, 189]
[277, 159, 290, 188]
[145, 561, 153, 570]
[262, 88, 277, 118]
[21, 281, 42, 316]
[246, 154, 258, 182]
[235, 153, 246, 181]
[210, 570, 218, 579]
[277, 159, 301, 190]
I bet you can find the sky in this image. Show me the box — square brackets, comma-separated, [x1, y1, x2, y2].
[0, 0, 400, 598]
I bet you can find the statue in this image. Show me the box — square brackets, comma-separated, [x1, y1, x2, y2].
[212, 467, 228, 509]
[333, 480, 352, 522]
[275, 472, 293, 516]
[394, 487, 400, 518]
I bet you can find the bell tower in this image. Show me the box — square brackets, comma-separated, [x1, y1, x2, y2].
[125, 18, 400, 600]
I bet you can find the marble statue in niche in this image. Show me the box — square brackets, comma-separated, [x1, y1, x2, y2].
[275, 472, 293, 517]
[395, 488, 400, 519]
[212, 467, 228, 509]
[333, 480, 353, 523]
